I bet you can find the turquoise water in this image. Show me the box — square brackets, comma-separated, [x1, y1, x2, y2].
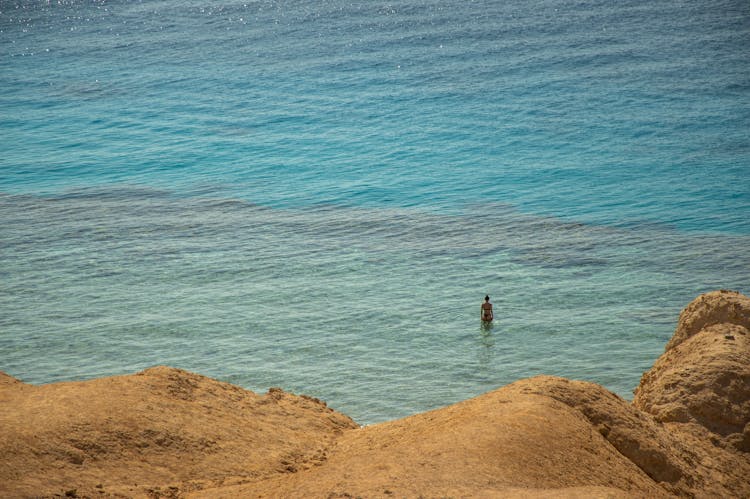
[1, 0, 749, 424]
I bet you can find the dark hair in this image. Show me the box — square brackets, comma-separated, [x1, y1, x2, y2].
[485, 295, 490, 301]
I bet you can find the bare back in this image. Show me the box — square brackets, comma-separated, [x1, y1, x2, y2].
[481, 301, 493, 321]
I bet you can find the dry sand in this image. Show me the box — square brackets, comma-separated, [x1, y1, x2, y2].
[2, 290, 749, 498]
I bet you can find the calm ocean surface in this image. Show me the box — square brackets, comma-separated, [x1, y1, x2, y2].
[1, 0, 749, 424]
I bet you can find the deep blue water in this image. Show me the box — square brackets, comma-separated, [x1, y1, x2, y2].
[1, 0, 749, 424]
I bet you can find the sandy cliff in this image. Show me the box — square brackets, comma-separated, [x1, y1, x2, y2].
[2, 290, 749, 498]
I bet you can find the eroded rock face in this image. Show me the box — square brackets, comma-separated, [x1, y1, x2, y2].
[634, 291, 750, 451]
[504, 375, 750, 498]
[507, 377, 687, 488]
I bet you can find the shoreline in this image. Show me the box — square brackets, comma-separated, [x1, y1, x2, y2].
[2, 290, 749, 498]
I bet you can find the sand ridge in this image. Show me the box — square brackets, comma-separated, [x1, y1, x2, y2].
[2, 290, 749, 498]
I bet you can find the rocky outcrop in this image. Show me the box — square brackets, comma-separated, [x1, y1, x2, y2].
[2, 291, 749, 498]
[506, 377, 689, 494]
[510, 374, 749, 498]
[510, 292, 750, 498]
[663, 289, 750, 351]
[635, 323, 750, 438]
[635, 291, 750, 440]
[632, 289, 750, 490]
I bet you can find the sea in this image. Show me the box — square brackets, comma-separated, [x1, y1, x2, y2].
[1, 0, 748, 425]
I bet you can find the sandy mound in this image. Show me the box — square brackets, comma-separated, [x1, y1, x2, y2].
[2, 290, 749, 498]
[0, 367, 356, 498]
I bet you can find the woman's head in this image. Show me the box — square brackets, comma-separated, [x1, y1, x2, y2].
[485, 295, 490, 302]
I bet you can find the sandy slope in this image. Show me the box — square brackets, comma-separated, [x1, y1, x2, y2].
[2, 290, 749, 498]
[0, 367, 356, 498]
[209, 378, 667, 498]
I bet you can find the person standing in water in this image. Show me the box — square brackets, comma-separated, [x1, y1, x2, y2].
[481, 295, 493, 322]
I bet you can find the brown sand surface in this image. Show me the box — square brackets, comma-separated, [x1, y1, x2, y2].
[2, 290, 749, 498]
[204, 379, 667, 498]
[0, 367, 356, 498]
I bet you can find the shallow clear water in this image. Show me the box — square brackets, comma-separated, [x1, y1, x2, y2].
[1, 0, 749, 424]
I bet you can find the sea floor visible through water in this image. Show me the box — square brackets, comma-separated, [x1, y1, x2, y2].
[1, 187, 748, 423]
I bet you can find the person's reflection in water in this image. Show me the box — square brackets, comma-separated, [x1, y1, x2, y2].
[478, 318, 496, 369]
